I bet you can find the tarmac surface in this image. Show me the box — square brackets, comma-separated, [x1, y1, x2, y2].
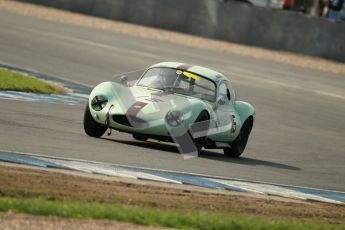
[0, 11, 344, 191]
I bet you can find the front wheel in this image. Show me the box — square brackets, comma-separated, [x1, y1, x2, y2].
[224, 119, 251, 158]
[83, 104, 107, 137]
[190, 111, 210, 152]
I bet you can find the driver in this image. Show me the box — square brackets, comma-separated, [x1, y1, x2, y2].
[157, 69, 175, 89]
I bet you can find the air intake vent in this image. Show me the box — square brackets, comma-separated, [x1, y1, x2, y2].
[112, 115, 148, 128]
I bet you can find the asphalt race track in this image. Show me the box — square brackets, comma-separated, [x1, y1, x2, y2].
[0, 12, 345, 191]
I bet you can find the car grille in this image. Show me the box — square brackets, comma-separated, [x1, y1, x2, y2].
[112, 115, 148, 128]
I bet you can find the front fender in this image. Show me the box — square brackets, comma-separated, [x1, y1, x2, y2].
[88, 81, 124, 125]
[89, 81, 114, 99]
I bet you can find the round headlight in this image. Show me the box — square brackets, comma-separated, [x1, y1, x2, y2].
[165, 110, 183, 127]
[91, 95, 108, 111]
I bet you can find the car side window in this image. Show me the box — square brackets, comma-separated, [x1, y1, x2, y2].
[219, 82, 231, 103]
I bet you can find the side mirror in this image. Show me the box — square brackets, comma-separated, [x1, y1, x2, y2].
[120, 75, 128, 86]
[213, 95, 226, 110]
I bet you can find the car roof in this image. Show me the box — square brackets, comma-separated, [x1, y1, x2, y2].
[149, 62, 228, 83]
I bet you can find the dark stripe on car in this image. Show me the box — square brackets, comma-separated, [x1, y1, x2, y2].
[176, 63, 194, 71]
[126, 101, 148, 116]
[123, 101, 150, 128]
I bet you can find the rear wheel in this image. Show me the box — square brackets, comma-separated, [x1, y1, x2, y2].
[83, 104, 107, 137]
[132, 134, 148, 141]
[224, 118, 251, 157]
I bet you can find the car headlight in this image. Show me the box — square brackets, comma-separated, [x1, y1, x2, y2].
[165, 110, 183, 127]
[91, 95, 108, 111]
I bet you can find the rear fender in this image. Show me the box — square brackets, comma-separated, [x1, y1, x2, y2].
[234, 101, 255, 127]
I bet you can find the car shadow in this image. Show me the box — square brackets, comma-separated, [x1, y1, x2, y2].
[101, 137, 300, 171]
[198, 150, 300, 170]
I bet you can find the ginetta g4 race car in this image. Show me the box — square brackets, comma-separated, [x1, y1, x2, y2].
[84, 62, 255, 157]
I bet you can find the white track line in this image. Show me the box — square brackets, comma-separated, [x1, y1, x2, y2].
[1, 148, 344, 195]
[23, 28, 165, 61]
[210, 179, 342, 204]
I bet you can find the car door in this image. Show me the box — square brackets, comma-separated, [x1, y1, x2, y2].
[213, 81, 239, 142]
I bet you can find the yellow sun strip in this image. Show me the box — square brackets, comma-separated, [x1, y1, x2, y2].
[183, 71, 200, 80]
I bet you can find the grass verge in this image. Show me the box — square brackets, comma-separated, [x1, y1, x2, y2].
[1, 164, 344, 229]
[0, 69, 64, 94]
[0, 196, 340, 230]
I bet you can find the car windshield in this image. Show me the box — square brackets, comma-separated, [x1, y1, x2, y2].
[136, 67, 216, 102]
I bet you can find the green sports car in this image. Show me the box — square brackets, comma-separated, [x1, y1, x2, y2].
[84, 62, 255, 158]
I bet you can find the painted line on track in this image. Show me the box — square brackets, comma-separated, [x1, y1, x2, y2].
[293, 187, 345, 203]
[44, 158, 181, 184]
[209, 179, 340, 204]
[0, 63, 90, 105]
[1, 148, 344, 199]
[23, 28, 165, 61]
[0, 63, 92, 94]
[0, 149, 344, 204]
[0, 151, 64, 169]
[0, 90, 87, 105]
[224, 65, 345, 101]
[151, 171, 246, 192]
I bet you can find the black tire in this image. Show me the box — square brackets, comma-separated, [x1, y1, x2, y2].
[133, 134, 148, 142]
[83, 104, 107, 137]
[224, 118, 251, 158]
[190, 111, 210, 152]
